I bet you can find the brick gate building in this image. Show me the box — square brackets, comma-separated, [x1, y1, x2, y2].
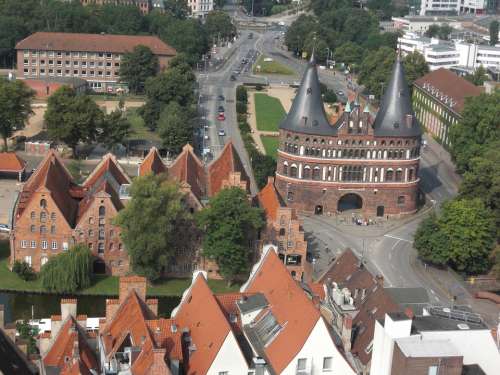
[274, 53, 422, 217]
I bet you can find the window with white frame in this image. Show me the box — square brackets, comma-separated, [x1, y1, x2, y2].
[21, 240, 28, 248]
[51, 241, 58, 250]
[30, 240, 36, 248]
[297, 358, 307, 373]
[322, 357, 333, 371]
[24, 256, 32, 266]
[41, 240, 48, 249]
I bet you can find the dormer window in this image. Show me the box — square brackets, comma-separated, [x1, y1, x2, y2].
[40, 199, 47, 208]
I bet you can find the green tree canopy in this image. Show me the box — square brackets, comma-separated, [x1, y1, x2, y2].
[45, 86, 104, 157]
[464, 66, 489, 86]
[40, 244, 92, 293]
[403, 51, 429, 87]
[424, 24, 453, 40]
[98, 108, 131, 151]
[205, 10, 236, 42]
[115, 174, 193, 282]
[140, 55, 196, 129]
[415, 199, 496, 275]
[448, 91, 500, 173]
[158, 101, 194, 155]
[196, 187, 264, 283]
[120, 45, 159, 94]
[358, 46, 396, 98]
[334, 42, 364, 66]
[0, 78, 34, 151]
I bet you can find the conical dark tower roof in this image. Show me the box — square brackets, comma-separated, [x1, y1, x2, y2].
[372, 56, 421, 137]
[279, 53, 335, 136]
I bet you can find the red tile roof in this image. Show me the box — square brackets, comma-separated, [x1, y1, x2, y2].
[17, 150, 79, 226]
[60, 359, 93, 375]
[414, 68, 483, 113]
[82, 153, 131, 189]
[130, 339, 173, 375]
[168, 144, 206, 201]
[100, 290, 154, 359]
[207, 141, 249, 196]
[257, 178, 282, 222]
[0, 152, 26, 172]
[139, 147, 167, 177]
[43, 317, 98, 374]
[146, 319, 183, 361]
[173, 274, 233, 375]
[16, 32, 176, 56]
[243, 249, 321, 373]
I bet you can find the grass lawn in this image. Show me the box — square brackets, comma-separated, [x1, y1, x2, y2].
[253, 55, 295, 75]
[0, 240, 239, 297]
[254, 93, 286, 132]
[261, 136, 279, 159]
[126, 108, 161, 142]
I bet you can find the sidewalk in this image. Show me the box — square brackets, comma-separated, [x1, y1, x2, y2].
[422, 133, 462, 189]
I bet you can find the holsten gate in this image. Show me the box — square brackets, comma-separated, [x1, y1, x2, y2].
[274, 53, 422, 217]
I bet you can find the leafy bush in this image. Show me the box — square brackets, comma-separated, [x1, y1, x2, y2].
[236, 101, 247, 114]
[41, 244, 92, 293]
[236, 85, 248, 103]
[12, 261, 36, 281]
[238, 121, 251, 134]
[237, 113, 247, 123]
[255, 84, 264, 91]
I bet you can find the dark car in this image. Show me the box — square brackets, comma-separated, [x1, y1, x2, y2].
[218, 106, 224, 112]
[218, 95, 225, 101]
[230, 75, 236, 81]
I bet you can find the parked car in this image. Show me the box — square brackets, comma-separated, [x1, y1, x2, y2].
[230, 75, 236, 81]
[204, 135, 209, 140]
[218, 95, 225, 101]
[336, 90, 344, 96]
[218, 106, 225, 113]
[0, 224, 10, 233]
[217, 113, 226, 121]
[218, 129, 226, 136]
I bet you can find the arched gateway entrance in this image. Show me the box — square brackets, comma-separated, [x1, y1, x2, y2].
[337, 193, 363, 212]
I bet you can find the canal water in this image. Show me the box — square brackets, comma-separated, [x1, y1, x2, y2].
[0, 292, 181, 323]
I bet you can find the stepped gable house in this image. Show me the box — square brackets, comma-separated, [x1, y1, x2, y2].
[10, 151, 131, 275]
[274, 52, 422, 217]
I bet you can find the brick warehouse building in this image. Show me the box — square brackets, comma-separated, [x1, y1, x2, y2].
[15, 32, 176, 93]
[274, 53, 422, 217]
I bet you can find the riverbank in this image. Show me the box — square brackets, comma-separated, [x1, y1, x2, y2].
[0, 241, 238, 297]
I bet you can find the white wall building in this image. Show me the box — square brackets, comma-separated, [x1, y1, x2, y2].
[392, 16, 461, 34]
[419, 0, 487, 15]
[398, 32, 500, 71]
[371, 308, 500, 375]
[187, 0, 213, 19]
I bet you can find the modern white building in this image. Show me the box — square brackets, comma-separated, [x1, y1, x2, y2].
[371, 308, 500, 375]
[398, 32, 500, 71]
[419, 0, 488, 15]
[187, 0, 214, 19]
[392, 16, 461, 34]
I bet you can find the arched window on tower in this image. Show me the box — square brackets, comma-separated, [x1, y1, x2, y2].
[290, 165, 298, 178]
[303, 166, 311, 179]
[395, 169, 403, 182]
[408, 168, 414, 181]
[312, 167, 321, 180]
[283, 163, 288, 175]
[386, 169, 394, 181]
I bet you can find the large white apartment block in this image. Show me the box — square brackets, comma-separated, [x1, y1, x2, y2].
[187, 0, 213, 19]
[419, 0, 488, 15]
[399, 32, 500, 71]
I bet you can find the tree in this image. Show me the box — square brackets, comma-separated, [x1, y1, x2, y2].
[425, 24, 453, 40]
[205, 10, 235, 42]
[403, 51, 429, 87]
[98, 109, 131, 151]
[45, 87, 104, 157]
[196, 187, 264, 283]
[358, 47, 396, 98]
[251, 152, 277, 189]
[489, 20, 499, 46]
[158, 101, 194, 155]
[236, 85, 248, 103]
[448, 91, 500, 173]
[334, 42, 364, 66]
[12, 260, 36, 281]
[0, 79, 34, 151]
[415, 199, 496, 275]
[464, 66, 489, 86]
[285, 15, 318, 55]
[120, 45, 159, 94]
[16, 321, 38, 355]
[140, 55, 196, 129]
[115, 174, 192, 281]
[40, 244, 92, 293]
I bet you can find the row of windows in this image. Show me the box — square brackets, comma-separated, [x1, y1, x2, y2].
[24, 59, 119, 68]
[79, 228, 114, 239]
[283, 143, 420, 160]
[23, 68, 118, 78]
[88, 242, 122, 253]
[30, 211, 56, 221]
[23, 50, 120, 60]
[30, 225, 56, 234]
[285, 133, 418, 147]
[20, 240, 61, 250]
[282, 163, 417, 183]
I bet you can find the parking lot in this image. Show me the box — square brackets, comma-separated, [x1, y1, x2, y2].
[0, 179, 21, 226]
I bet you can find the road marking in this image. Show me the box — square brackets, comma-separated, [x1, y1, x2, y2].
[384, 234, 413, 243]
[391, 240, 401, 250]
[430, 289, 436, 295]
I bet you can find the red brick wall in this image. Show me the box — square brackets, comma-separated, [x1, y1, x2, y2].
[391, 344, 463, 375]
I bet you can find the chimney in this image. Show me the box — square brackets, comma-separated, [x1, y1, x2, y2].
[341, 315, 353, 352]
[50, 315, 63, 340]
[146, 299, 158, 317]
[119, 276, 147, 303]
[152, 348, 167, 367]
[267, 176, 275, 185]
[404, 307, 414, 319]
[0, 304, 4, 330]
[106, 299, 120, 321]
[61, 299, 77, 321]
